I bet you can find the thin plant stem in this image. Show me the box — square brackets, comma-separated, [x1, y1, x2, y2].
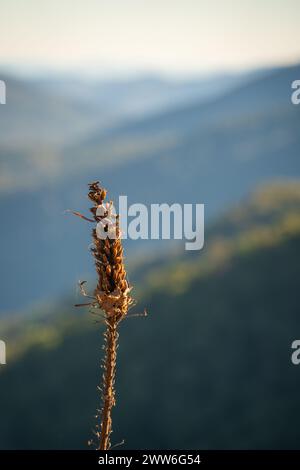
[99, 319, 118, 450]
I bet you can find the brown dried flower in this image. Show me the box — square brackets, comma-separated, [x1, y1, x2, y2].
[74, 181, 134, 450]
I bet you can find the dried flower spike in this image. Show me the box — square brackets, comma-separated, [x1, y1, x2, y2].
[78, 181, 134, 450]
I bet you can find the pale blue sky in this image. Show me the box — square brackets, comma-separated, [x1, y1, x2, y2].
[1, 0, 299, 74]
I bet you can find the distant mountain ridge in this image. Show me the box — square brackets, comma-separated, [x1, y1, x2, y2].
[0, 69, 247, 193]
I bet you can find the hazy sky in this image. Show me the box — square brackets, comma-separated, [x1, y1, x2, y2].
[1, 0, 300, 75]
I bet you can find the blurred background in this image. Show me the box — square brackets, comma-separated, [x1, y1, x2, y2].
[0, 0, 300, 449]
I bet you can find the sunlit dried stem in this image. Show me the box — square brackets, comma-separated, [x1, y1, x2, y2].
[85, 181, 134, 450]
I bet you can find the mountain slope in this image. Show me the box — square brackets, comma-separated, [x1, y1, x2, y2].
[65, 62, 300, 167]
[1, 183, 300, 449]
[0, 72, 99, 147]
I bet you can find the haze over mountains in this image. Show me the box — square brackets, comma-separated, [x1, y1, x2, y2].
[0, 69, 247, 193]
[0, 62, 299, 311]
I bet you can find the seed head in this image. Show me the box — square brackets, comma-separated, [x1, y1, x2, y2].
[88, 182, 133, 322]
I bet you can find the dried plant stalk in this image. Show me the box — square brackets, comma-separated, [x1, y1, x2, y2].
[85, 181, 133, 450]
